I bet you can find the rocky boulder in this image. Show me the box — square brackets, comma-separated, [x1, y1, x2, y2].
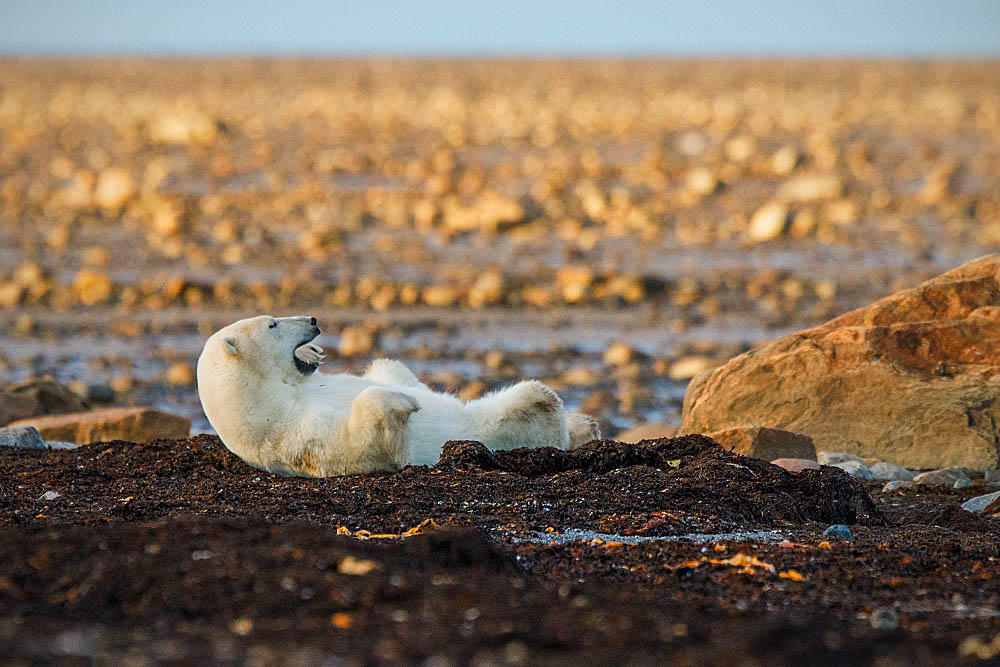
[7, 407, 190, 445]
[705, 425, 816, 461]
[681, 255, 1000, 470]
[0, 378, 89, 426]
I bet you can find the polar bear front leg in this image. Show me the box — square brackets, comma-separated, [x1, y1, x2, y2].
[346, 386, 420, 470]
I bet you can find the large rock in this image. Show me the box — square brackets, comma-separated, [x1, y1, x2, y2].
[6, 407, 190, 445]
[0, 378, 89, 426]
[0, 426, 46, 449]
[681, 255, 1000, 470]
[705, 425, 816, 461]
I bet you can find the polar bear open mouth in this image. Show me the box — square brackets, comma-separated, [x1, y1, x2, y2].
[293, 330, 322, 375]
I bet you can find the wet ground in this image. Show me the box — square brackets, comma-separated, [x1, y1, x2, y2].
[1, 435, 998, 665]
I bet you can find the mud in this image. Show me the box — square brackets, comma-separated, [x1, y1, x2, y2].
[1, 436, 998, 665]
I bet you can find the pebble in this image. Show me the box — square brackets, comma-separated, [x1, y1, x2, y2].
[817, 451, 866, 465]
[868, 462, 915, 481]
[667, 355, 716, 381]
[747, 202, 790, 242]
[961, 490, 1000, 513]
[954, 479, 973, 489]
[39, 490, 61, 501]
[822, 525, 852, 540]
[882, 481, 913, 492]
[831, 460, 873, 479]
[870, 608, 900, 631]
[0, 426, 47, 449]
[770, 458, 821, 474]
[913, 467, 972, 486]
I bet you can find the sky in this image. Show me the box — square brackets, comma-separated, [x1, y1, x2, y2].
[1, 0, 999, 58]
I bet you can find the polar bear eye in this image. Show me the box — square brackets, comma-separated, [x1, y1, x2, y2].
[268, 320, 277, 329]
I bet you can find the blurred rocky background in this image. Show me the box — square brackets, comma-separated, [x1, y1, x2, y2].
[1, 59, 999, 436]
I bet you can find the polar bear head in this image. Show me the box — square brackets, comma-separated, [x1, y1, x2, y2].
[197, 315, 323, 388]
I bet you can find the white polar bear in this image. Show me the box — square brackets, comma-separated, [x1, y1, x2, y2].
[196, 315, 600, 477]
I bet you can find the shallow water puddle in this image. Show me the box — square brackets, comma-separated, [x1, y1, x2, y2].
[505, 527, 786, 545]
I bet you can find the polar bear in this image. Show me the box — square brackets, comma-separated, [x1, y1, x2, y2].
[196, 315, 600, 477]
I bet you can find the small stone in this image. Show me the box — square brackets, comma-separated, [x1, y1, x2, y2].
[338, 326, 374, 357]
[868, 461, 915, 481]
[954, 478, 973, 489]
[913, 467, 972, 486]
[73, 268, 114, 306]
[685, 167, 718, 196]
[831, 460, 873, 479]
[770, 458, 821, 473]
[667, 356, 717, 381]
[822, 525, 852, 540]
[961, 490, 1000, 513]
[602, 342, 634, 367]
[165, 362, 195, 385]
[93, 167, 135, 212]
[39, 490, 60, 501]
[870, 608, 899, 631]
[778, 174, 843, 202]
[985, 470, 1000, 483]
[817, 451, 866, 465]
[882, 480, 913, 492]
[0, 426, 47, 449]
[747, 202, 789, 242]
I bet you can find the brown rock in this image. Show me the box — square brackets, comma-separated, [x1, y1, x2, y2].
[681, 255, 1000, 469]
[770, 458, 822, 473]
[0, 378, 89, 426]
[705, 426, 817, 462]
[616, 422, 678, 443]
[7, 407, 190, 445]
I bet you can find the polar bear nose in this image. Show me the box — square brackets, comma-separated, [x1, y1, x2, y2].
[309, 317, 317, 326]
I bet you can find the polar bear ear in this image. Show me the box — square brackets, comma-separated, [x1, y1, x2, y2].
[223, 337, 239, 356]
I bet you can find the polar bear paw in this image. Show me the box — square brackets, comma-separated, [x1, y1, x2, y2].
[294, 342, 326, 366]
[567, 413, 601, 448]
[350, 386, 421, 427]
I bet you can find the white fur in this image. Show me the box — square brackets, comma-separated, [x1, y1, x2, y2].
[196, 316, 600, 477]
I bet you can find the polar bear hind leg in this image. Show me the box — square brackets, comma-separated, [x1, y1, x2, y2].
[466, 380, 570, 451]
[364, 359, 429, 390]
[567, 413, 601, 448]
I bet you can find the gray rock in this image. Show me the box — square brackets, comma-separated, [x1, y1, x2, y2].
[0, 425, 46, 449]
[868, 461, 915, 481]
[831, 460, 873, 479]
[870, 608, 900, 631]
[954, 478, 973, 489]
[882, 480, 914, 492]
[39, 490, 60, 501]
[913, 467, 972, 486]
[985, 469, 1000, 483]
[961, 490, 1000, 513]
[817, 451, 866, 466]
[823, 524, 852, 540]
[45, 440, 78, 450]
